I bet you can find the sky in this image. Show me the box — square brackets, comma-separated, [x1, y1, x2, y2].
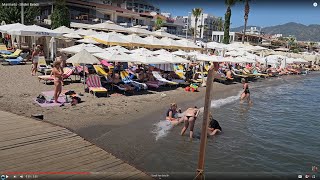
[148, 0, 320, 28]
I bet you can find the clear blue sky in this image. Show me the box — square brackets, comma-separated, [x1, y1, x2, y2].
[149, 0, 320, 28]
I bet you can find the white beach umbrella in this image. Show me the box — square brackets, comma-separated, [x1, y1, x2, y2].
[151, 49, 172, 55]
[76, 38, 100, 44]
[172, 50, 188, 56]
[125, 34, 149, 46]
[63, 33, 82, 39]
[53, 26, 75, 34]
[90, 20, 128, 32]
[70, 22, 92, 29]
[49, 37, 56, 61]
[234, 56, 255, 63]
[206, 42, 227, 50]
[127, 26, 153, 36]
[160, 37, 184, 48]
[143, 36, 167, 48]
[75, 29, 97, 36]
[156, 54, 190, 63]
[60, 43, 105, 54]
[89, 31, 128, 46]
[176, 39, 200, 49]
[8, 25, 62, 37]
[152, 29, 180, 39]
[129, 48, 153, 55]
[293, 58, 308, 63]
[188, 51, 201, 56]
[0, 23, 26, 33]
[129, 53, 171, 64]
[105, 45, 130, 53]
[93, 51, 139, 62]
[196, 54, 223, 62]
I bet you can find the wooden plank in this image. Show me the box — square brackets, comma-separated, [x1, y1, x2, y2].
[0, 121, 51, 133]
[0, 131, 74, 149]
[0, 136, 91, 166]
[0, 126, 65, 140]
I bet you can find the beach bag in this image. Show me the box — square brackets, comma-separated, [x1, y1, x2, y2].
[36, 94, 46, 104]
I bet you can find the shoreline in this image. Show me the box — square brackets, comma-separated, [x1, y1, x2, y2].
[1, 64, 319, 174]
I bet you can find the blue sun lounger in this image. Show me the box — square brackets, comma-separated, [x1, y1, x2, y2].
[5, 56, 24, 65]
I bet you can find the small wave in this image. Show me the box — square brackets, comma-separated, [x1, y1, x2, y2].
[211, 91, 243, 108]
[152, 120, 173, 141]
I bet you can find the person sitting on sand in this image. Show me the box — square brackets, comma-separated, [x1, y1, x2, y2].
[208, 113, 222, 136]
[240, 78, 252, 104]
[52, 61, 64, 103]
[166, 103, 183, 125]
[180, 107, 200, 139]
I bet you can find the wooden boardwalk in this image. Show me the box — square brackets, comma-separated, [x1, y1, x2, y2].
[0, 110, 153, 180]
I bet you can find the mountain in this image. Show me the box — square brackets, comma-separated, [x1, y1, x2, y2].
[231, 22, 320, 42]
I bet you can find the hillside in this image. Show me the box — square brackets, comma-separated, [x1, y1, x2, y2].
[231, 22, 320, 41]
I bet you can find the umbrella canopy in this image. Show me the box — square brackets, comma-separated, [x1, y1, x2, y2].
[156, 54, 189, 63]
[60, 43, 105, 54]
[90, 21, 128, 32]
[105, 45, 130, 53]
[160, 37, 184, 48]
[66, 49, 100, 64]
[76, 38, 100, 44]
[53, 26, 75, 34]
[129, 53, 171, 64]
[127, 26, 153, 36]
[0, 23, 26, 33]
[225, 50, 246, 57]
[63, 33, 82, 39]
[172, 50, 188, 56]
[233, 56, 255, 63]
[70, 22, 92, 29]
[8, 25, 62, 37]
[75, 29, 97, 36]
[176, 39, 200, 49]
[89, 32, 128, 46]
[206, 42, 227, 50]
[126, 34, 149, 46]
[143, 36, 167, 48]
[93, 51, 139, 62]
[293, 58, 308, 63]
[152, 29, 180, 39]
[129, 48, 152, 55]
[151, 49, 171, 55]
[195, 53, 223, 62]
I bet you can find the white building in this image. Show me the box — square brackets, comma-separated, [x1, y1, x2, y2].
[245, 27, 261, 35]
[161, 13, 172, 18]
[211, 31, 235, 43]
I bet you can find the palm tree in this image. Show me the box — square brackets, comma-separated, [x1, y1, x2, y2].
[154, 17, 163, 31]
[216, 17, 224, 31]
[241, 0, 250, 44]
[192, 8, 203, 43]
[308, 41, 316, 52]
[223, 0, 238, 44]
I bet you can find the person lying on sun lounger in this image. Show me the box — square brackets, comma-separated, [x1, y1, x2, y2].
[112, 73, 135, 91]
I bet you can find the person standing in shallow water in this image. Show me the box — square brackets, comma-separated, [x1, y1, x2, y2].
[240, 78, 252, 104]
[180, 107, 200, 139]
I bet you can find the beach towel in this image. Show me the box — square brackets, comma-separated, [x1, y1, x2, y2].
[34, 91, 68, 107]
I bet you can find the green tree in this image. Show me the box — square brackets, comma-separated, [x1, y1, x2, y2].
[0, 0, 39, 25]
[192, 8, 203, 43]
[223, 0, 238, 44]
[241, 0, 250, 44]
[51, 0, 70, 29]
[215, 17, 224, 31]
[308, 41, 316, 52]
[154, 17, 163, 30]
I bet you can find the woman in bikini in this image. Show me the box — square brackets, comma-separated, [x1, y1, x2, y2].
[52, 61, 64, 103]
[240, 78, 252, 104]
[166, 103, 183, 125]
[31, 46, 40, 76]
[180, 107, 200, 139]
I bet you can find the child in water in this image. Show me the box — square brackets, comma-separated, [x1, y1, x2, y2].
[208, 113, 222, 136]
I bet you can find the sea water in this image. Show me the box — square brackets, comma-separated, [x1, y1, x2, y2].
[146, 73, 320, 178]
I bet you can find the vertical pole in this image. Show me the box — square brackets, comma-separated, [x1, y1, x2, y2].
[196, 66, 215, 180]
[21, 0, 24, 24]
[186, 13, 189, 39]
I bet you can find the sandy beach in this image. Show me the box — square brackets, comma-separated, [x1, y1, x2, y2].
[1, 63, 319, 174]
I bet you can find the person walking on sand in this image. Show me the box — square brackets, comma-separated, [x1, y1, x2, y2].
[52, 61, 64, 103]
[180, 107, 200, 139]
[208, 113, 222, 136]
[31, 45, 40, 76]
[240, 78, 252, 104]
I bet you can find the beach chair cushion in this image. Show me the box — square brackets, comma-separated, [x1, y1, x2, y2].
[120, 71, 147, 90]
[5, 56, 24, 65]
[152, 71, 178, 85]
[0, 50, 12, 55]
[2, 49, 22, 58]
[86, 75, 108, 95]
[145, 81, 160, 88]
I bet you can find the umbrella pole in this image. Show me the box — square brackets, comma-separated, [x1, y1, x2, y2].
[83, 64, 86, 92]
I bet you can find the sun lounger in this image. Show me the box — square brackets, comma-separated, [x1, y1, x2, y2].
[120, 71, 147, 90]
[0, 50, 12, 55]
[5, 56, 24, 65]
[0, 45, 7, 51]
[38, 67, 74, 84]
[1, 49, 22, 59]
[37, 56, 52, 73]
[152, 71, 178, 85]
[86, 75, 108, 97]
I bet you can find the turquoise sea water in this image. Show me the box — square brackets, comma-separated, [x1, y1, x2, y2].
[149, 73, 320, 179]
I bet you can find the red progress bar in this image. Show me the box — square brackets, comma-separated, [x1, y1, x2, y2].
[3, 172, 91, 175]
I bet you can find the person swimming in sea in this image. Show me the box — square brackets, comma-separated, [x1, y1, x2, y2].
[208, 113, 222, 136]
[166, 103, 183, 125]
[240, 78, 252, 104]
[180, 106, 200, 139]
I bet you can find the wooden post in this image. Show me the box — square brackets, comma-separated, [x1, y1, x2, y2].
[195, 65, 215, 180]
